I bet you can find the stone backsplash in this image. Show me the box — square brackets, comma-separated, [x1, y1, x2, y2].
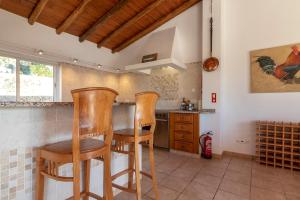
[119, 62, 202, 109]
[61, 62, 202, 109]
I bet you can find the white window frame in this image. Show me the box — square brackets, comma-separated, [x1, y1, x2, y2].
[0, 52, 60, 102]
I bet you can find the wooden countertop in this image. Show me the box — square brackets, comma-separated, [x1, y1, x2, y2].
[156, 109, 216, 114]
[0, 101, 135, 108]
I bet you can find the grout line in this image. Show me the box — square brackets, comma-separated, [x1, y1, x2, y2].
[249, 160, 253, 200]
[212, 156, 232, 200]
[173, 163, 204, 200]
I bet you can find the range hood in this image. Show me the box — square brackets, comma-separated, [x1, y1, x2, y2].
[124, 27, 186, 72]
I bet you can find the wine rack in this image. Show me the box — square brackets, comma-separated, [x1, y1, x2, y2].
[256, 121, 300, 171]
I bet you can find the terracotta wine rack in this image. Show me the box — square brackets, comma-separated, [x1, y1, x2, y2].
[256, 121, 300, 171]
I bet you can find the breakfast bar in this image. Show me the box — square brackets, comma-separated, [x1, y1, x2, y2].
[0, 102, 136, 200]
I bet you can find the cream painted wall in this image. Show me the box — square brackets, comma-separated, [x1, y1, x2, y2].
[201, 0, 223, 154]
[202, 0, 300, 155]
[61, 64, 119, 101]
[216, 0, 300, 155]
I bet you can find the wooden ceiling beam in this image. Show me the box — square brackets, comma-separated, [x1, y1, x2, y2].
[56, 0, 93, 34]
[28, 0, 49, 25]
[79, 0, 129, 42]
[97, 0, 165, 48]
[112, 0, 200, 53]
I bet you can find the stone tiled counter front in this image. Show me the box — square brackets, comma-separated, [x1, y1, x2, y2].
[0, 102, 135, 200]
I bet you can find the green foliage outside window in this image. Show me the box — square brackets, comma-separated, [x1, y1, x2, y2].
[20, 61, 53, 77]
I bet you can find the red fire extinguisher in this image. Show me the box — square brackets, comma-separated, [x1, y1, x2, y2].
[200, 131, 213, 159]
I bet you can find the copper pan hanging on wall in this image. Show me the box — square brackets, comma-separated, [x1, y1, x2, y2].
[203, 0, 219, 72]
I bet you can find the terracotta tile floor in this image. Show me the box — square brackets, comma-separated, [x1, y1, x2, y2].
[114, 148, 300, 200]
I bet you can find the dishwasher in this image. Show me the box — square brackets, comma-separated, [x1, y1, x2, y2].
[154, 111, 169, 150]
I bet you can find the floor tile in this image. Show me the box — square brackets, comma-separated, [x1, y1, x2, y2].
[224, 169, 251, 185]
[112, 147, 300, 200]
[180, 180, 217, 200]
[114, 191, 136, 200]
[282, 183, 300, 198]
[214, 190, 249, 200]
[159, 176, 189, 192]
[181, 158, 205, 169]
[199, 165, 226, 178]
[137, 178, 154, 195]
[171, 166, 199, 181]
[177, 193, 205, 200]
[156, 159, 182, 174]
[250, 187, 286, 200]
[219, 179, 250, 198]
[227, 163, 252, 175]
[277, 170, 300, 186]
[251, 176, 283, 193]
[202, 159, 229, 170]
[146, 185, 179, 200]
[286, 194, 300, 200]
[193, 172, 222, 189]
[252, 166, 279, 181]
[154, 171, 168, 183]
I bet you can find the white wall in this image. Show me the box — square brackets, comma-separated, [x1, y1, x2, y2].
[201, 0, 223, 155]
[220, 0, 300, 155]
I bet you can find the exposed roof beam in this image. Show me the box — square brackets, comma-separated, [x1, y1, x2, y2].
[56, 0, 93, 34]
[112, 0, 200, 53]
[28, 0, 49, 25]
[79, 0, 129, 42]
[97, 0, 165, 48]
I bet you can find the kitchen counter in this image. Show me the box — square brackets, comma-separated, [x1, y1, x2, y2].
[156, 109, 216, 114]
[0, 101, 135, 108]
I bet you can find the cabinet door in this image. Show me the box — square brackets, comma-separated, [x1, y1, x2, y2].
[174, 141, 194, 153]
[174, 131, 194, 142]
[174, 123, 194, 133]
[174, 113, 194, 123]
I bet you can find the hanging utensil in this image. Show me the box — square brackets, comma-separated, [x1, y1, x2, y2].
[203, 0, 219, 72]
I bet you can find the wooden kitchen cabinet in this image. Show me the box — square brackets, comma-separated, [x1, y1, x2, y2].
[170, 112, 199, 154]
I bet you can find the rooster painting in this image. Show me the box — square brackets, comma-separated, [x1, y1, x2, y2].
[251, 44, 300, 93]
[256, 46, 300, 82]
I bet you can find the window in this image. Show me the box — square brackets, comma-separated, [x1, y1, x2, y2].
[0, 55, 58, 102]
[0, 56, 16, 101]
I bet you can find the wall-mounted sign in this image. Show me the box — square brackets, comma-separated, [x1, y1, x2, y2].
[142, 53, 158, 63]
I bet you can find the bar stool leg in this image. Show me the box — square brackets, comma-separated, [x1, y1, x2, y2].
[103, 151, 113, 200]
[35, 150, 45, 200]
[134, 142, 142, 200]
[128, 144, 134, 190]
[84, 160, 91, 200]
[149, 137, 159, 200]
[73, 160, 81, 200]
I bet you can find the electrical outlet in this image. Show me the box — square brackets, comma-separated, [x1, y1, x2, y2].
[236, 139, 249, 144]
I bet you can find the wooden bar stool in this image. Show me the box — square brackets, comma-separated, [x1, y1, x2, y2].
[35, 87, 118, 200]
[112, 92, 160, 200]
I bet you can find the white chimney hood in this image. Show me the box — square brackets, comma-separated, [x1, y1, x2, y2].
[124, 27, 186, 72]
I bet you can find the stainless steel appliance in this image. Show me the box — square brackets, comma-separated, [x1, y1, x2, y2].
[154, 111, 169, 150]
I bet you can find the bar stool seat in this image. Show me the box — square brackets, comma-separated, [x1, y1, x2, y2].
[42, 138, 106, 157]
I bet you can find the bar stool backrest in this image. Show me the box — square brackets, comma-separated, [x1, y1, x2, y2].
[134, 92, 159, 134]
[71, 87, 118, 145]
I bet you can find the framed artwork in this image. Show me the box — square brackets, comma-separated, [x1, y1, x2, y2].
[250, 43, 300, 93]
